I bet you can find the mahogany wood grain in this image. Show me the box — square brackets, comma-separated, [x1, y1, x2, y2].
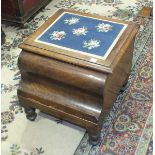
[138, 6, 153, 18]
[2, 0, 51, 24]
[18, 51, 107, 95]
[17, 9, 139, 145]
[20, 9, 139, 72]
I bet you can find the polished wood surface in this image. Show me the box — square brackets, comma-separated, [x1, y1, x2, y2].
[2, 0, 51, 24]
[20, 9, 138, 72]
[17, 9, 139, 145]
[18, 51, 107, 95]
[138, 6, 153, 18]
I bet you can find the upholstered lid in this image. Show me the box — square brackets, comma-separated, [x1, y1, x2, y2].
[20, 9, 139, 73]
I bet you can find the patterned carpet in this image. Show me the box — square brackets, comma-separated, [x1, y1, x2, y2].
[1, 0, 153, 155]
[74, 14, 153, 155]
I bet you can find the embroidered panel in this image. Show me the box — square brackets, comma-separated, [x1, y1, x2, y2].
[35, 12, 127, 59]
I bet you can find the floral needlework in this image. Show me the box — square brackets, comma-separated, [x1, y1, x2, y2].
[49, 31, 66, 40]
[96, 23, 113, 32]
[83, 39, 101, 50]
[37, 13, 127, 56]
[64, 17, 80, 25]
[72, 27, 88, 36]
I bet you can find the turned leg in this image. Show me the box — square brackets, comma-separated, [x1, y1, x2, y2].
[88, 132, 100, 145]
[24, 107, 37, 121]
[87, 127, 101, 145]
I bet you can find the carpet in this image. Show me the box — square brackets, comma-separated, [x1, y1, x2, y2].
[1, 0, 153, 155]
[74, 13, 153, 155]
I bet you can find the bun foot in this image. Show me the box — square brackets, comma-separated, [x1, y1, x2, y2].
[88, 130, 100, 145]
[24, 107, 37, 121]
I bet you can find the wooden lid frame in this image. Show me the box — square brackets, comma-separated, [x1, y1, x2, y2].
[19, 9, 139, 73]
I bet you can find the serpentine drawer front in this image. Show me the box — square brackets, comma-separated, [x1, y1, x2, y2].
[17, 9, 139, 145]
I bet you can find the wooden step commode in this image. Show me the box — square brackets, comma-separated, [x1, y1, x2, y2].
[17, 9, 139, 145]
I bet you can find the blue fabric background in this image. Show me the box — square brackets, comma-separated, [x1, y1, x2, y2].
[38, 13, 125, 57]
